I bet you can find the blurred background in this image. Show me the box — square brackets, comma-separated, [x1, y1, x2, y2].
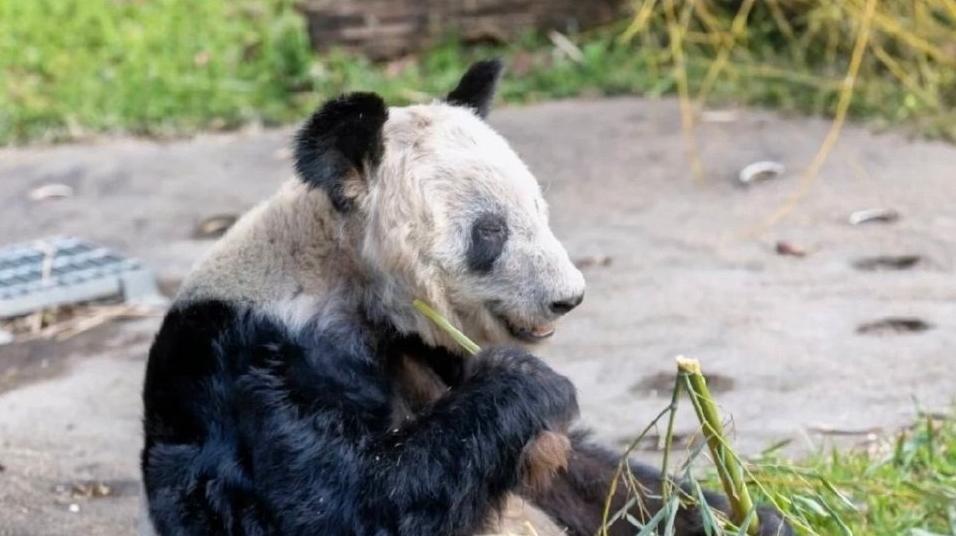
[1, 1, 955, 534]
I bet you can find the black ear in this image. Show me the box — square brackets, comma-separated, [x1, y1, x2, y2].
[293, 92, 388, 212]
[446, 59, 504, 118]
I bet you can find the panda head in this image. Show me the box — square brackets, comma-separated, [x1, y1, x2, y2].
[293, 60, 586, 350]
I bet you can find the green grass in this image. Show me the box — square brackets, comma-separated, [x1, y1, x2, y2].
[3, 1, 954, 145]
[607, 402, 956, 535]
[0, 0, 667, 145]
[744, 414, 956, 535]
[0, 0, 315, 143]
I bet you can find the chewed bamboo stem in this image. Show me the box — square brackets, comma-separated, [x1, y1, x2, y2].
[412, 299, 481, 355]
[676, 355, 758, 535]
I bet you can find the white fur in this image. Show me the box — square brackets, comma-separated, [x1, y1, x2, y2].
[264, 293, 322, 333]
[362, 103, 585, 348]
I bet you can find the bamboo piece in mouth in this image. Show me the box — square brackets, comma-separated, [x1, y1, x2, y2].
[412, 299, 481, 355]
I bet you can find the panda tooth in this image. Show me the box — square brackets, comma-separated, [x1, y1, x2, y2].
[531, 324, 556, 338]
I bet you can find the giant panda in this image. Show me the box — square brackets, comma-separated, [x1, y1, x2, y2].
[141, 60, 791, 536]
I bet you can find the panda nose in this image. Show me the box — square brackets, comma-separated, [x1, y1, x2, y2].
[549, 292, 584, 315]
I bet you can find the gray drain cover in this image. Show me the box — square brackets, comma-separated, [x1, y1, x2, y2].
[0, 237, 162, 319]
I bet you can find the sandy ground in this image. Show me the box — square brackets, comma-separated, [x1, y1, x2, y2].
[1, 97, 954, 535]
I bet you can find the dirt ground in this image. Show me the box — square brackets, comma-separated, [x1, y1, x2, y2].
[1, 97, 954, 535]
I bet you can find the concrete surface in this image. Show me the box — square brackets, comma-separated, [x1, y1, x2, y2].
[1, 97, 954, 535]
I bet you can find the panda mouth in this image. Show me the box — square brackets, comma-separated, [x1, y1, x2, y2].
[509, 321, 556, 342]
[486, 301, 556, 343]
[495, 313, 556, 342]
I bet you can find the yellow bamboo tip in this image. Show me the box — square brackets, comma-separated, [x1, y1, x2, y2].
[675, 355, 702, 374]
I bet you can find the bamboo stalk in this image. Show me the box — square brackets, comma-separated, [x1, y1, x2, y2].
[676, 356, 758, 535]
[412, 299, 481, 355]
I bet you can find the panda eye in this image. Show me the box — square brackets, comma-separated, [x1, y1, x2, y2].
[467, 213, 509, 274]
[475, 220, 505, 237]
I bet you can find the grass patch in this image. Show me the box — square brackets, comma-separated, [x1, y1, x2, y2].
[743, 415, 956, 535]
[2, 1, 954, 145]
[0, 0, 670, 145]
[0, 0, 315, 143]
[606, 383, 956, 535]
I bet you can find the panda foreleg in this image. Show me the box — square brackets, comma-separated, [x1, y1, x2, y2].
[361, 345, 579, 535]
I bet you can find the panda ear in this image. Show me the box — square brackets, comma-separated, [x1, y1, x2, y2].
[293, 92, 388, 212]
[446, 59, 504, 118]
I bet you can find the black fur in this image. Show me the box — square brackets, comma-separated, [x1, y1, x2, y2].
[141, 300, 578, 535]
[446, 59, 504, 118]
[382, 330, 467, 387]
[142, 300, 791, 536]
[293, 93, 387, 212]
[467, 212, 509, 273]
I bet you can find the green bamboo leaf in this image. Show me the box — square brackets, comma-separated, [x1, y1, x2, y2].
[792, 495, 828, 517]
[820, 478, 858, 511]
[819, 496, 853, 536]
[635, 503, 672, 536]
[690, 477, 720, 536]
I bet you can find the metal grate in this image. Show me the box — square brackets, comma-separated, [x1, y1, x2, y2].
[0, 236, 162, 318]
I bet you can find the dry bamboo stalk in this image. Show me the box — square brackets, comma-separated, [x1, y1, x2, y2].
[746, 0, 878, 236]
[676, 356, 758, 535]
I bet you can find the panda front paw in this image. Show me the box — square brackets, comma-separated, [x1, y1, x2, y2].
[468, 346, 579, 428]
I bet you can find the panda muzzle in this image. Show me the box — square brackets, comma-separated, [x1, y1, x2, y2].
[508, 321, 556, 342]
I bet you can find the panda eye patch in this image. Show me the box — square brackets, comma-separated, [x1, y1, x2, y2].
[467, 213, 509, 274]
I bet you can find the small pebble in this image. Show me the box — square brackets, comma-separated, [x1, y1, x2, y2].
[775, 241, 807, 257]
[68, 503, 80, 513]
